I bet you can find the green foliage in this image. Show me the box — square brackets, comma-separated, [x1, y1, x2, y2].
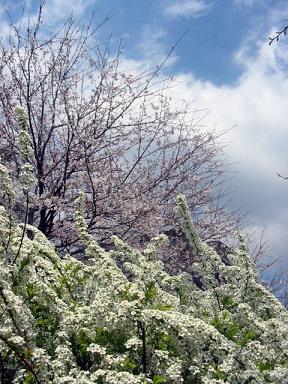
[152, 375, 166, 384]
[213, 368, 227, 380]
[94, 328, 128, 354]
[211, 315, 240, 342]
[23, 372, 36, 384]
[144, 281, 158, 304]
[71, 331, 94, 370]
[258, 361, 275, 373]
[221, 296, 238, 310]
[119, 356, 138, 372]
[239, 329, 257, 347]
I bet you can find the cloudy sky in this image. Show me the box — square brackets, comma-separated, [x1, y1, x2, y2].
[1, 0, 288, 278]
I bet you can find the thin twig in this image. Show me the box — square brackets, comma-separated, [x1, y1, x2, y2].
[269, 25, 288, 45]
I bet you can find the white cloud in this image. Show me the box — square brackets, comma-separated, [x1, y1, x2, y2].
[124, 32, 288, 269]
[86, 8, 288, 267]
[164, 0, 213, 18]
[42, 0, 97, 23]
[0, 2, 16, 41]
[137, 25, 178, 67]
[162, 34, 288, 267]
[0, 0, 98, 37]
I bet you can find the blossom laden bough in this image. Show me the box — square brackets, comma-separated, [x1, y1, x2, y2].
[0, 179, 287, 383]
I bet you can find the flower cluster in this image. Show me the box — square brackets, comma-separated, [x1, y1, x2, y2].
[0, 164, 15, 204]
[0, 176, 287, 383]
[14, 106, 35, 191]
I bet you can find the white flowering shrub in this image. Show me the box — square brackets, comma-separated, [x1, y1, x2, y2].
[0, 169, 288, 383]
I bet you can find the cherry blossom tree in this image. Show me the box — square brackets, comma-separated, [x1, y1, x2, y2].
[0, 4, 240, 271]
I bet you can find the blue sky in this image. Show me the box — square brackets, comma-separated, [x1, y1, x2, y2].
[96, 0, 260, 84]
[1, 0, 288, 279]
[91, 0, 288, 84]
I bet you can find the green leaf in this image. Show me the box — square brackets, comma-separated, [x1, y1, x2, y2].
[94, 328, 127, 354]
[154, 304, 173, 311]
[211, 317, 239, 341]
[19, 256, 31, 272]
[153, 375, 166, 384]
[120, 357, 137, 372]
[120, 284, 139, 301]
[239, 329, 256, 347]
[213, 368, 227, 380]
[222, 296, 237, 310]
[23, 372, 36, 384]
[144, 281, 158, 303]
[258, 361, 274, 372]
[25, 283, 37, 300]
